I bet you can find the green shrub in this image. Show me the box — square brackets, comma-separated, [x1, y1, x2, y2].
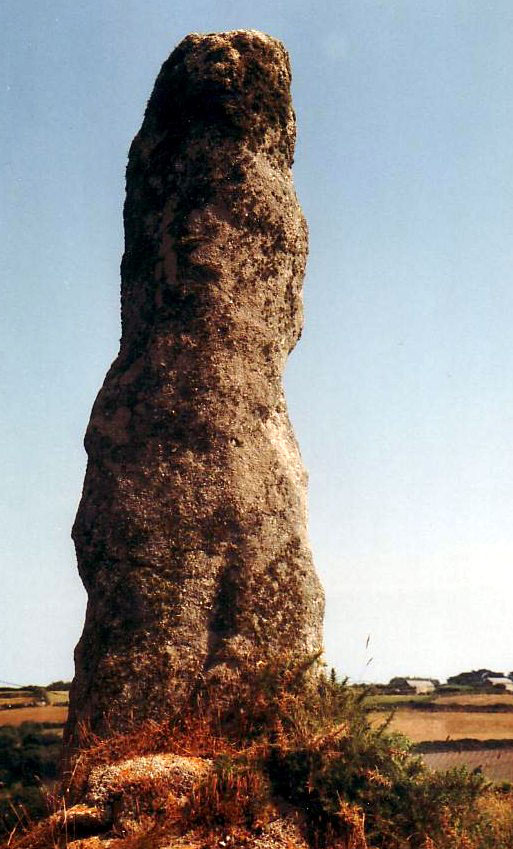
[0, 723, 61, 837]
[213, 657, 513, 849]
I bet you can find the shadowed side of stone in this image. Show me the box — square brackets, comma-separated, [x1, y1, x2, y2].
[65, 30, 324, 749]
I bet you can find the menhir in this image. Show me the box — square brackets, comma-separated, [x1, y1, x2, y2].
[66, 30, 324, 748]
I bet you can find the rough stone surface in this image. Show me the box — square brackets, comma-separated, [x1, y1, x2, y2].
[58, 755, 307, 849]
[85, 753, 212, 831]
[86, 754, 211, 807]
[66, 29, 324, 747]
[65, 810, 311, 849]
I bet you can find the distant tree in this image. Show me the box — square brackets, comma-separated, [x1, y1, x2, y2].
[447, 669, 503, 687]
[388, 677, 410, 689]
[46, 680, 71, 691]
[25, 685, 49, 703]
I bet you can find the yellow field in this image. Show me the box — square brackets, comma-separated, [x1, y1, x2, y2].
[371, 709, 513, 742]
[0, 692, 33, 706]
[0, 690, 68, 709]
[436, 693, 513, 706]
[0, 706, 68, 726]
[45, 690, 69, 706]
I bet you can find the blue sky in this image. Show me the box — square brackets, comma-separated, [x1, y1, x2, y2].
[2, 0, 513, 685]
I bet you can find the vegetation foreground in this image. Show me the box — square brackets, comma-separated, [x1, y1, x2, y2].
[2, 661, 513, 849]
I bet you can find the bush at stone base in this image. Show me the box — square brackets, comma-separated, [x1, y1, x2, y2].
[4, 661, 513, 849]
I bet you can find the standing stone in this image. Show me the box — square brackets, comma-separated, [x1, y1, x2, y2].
[66, 30, 324, 747]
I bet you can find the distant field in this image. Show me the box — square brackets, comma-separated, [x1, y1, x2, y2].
[367, 692, 513, 709]
[0, 691, 34, 706]
[370, 708, 513, 742]
[0, 690, 68, 709]
[436, 693, 513, 707]
[365, 694, 434, 707]
[45, 690, 69, 706]
[423, 749, 513, 783]
[0, 706, 68, 726]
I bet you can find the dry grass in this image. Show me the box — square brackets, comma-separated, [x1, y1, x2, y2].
[476, 792, 513, 845]
[45, 692, 69, 707]
[61, 711, 263, 810]
[0, 697, 32, 707]
[370, 709, 513, 742]
[423, 749, 513, 782]
[0, 693, 37, 711]
[0, 706, 68, 727]
[436, 693, 513, 707]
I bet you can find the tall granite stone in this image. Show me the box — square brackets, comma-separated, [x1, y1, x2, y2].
[66, 30, 324, 747]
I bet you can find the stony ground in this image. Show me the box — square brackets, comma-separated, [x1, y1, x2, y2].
[5, 753, 311, 849]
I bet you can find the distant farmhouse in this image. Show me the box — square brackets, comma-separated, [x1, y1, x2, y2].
[485, 677, 513, 693]
[447, 669, 513, 691]
[387, 677, 439, 695]
[381, 669, 513, 694]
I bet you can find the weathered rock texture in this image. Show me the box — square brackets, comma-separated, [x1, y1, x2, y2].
[17, 753, 312, 848]
[66, 29, 324, 747]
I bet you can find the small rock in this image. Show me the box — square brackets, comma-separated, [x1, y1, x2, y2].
[67, 839, 112, 849]
[86, 753, 212, 806]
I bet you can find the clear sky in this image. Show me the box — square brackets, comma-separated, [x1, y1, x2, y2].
[2, 0, 513, 687]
